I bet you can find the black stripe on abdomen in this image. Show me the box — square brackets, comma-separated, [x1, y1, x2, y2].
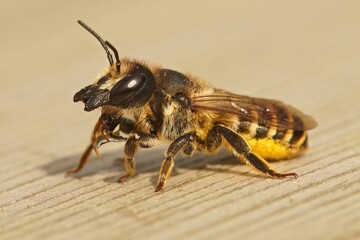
[237, 121, 251, 134]
[273, 131, 285, 139]
[255, 125, 269, 139]
[290, 131, 304, 144]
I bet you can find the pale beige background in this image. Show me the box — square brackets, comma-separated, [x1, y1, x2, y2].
[0, 1, 359, 240]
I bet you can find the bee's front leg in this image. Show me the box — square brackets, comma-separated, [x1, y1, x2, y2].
[66, 144, 94, 176]
[66, 114, 126, 176]
[155, 133, 195, 192]
[118, 131, 157, 182]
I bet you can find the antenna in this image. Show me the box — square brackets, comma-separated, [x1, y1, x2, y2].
[77, 20, 114, 67]
[105, 41, 121, 73]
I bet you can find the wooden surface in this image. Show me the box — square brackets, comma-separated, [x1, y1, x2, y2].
[1, 1, 359, 239]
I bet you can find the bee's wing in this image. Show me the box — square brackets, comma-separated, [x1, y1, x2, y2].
[191, 90, 317, 131]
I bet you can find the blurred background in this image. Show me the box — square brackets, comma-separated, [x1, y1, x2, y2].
[1, 1, 359, 240]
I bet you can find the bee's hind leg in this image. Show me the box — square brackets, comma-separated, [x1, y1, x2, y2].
[244, 152, 298, 178]
[206, 124, 298, 179]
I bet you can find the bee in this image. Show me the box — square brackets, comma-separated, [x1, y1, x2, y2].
[67, 20, 317, 192]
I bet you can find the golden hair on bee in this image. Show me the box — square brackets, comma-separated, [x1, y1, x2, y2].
[68, 20, 317, 192]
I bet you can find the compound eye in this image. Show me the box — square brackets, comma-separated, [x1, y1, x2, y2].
[109, 73, 146, 106]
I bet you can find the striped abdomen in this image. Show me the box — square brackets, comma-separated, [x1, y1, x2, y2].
[238, 121, 308, 147]
[236, 105, 311, 160]
[191, 90, 317, 159]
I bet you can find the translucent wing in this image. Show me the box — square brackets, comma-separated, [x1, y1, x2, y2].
[191, 89, 317, 131]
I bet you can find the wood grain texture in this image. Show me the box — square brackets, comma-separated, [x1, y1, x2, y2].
[0, 1, 359, 240]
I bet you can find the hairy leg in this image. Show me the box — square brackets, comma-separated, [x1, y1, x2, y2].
[66, 115, 128, 176]
[118, 131, 157, 182]
[206, 124, 297, 179]
[155, 133, 195, 192]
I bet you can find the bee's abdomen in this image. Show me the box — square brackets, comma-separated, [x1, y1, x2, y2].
[236, 103, 309, 149]
[237, 121, 308, 149]
[237, 122, 308, 160]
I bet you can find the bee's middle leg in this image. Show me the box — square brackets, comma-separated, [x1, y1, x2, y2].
[206, 124, 297, 179]
[155, 133, 195, 192]
[118, 131, 157, 182]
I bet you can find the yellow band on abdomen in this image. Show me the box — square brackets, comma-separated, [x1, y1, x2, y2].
[245, 137, 305, 160]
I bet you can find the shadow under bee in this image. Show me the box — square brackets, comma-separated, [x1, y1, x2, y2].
[40, 146, 267, 188]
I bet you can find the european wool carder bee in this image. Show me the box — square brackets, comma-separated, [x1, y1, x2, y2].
[68, 20, 317, 192]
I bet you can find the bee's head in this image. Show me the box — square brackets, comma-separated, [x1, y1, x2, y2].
[73, 21, 155, 112]
[74, 63, 155, 111]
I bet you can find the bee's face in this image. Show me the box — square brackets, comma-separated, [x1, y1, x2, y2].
[74, 62, 155, 111]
